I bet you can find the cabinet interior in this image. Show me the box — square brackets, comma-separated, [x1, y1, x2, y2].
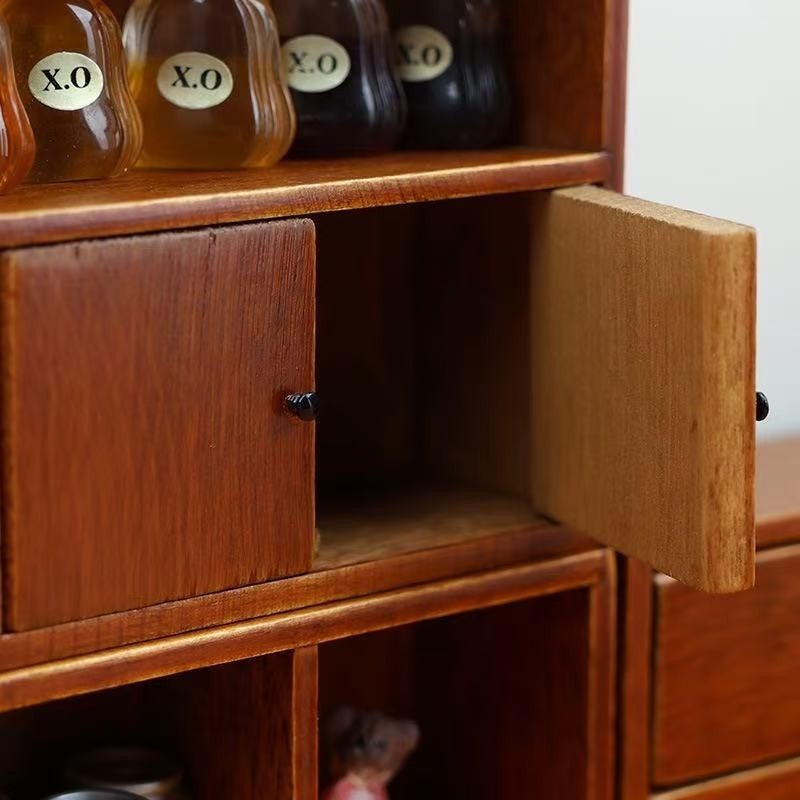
[315, 194, 544, 567]
[0, 654, 295, 800]
[319, 589, 592, 800]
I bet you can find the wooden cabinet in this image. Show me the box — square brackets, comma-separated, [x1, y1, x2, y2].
[1, 221, 316, 629]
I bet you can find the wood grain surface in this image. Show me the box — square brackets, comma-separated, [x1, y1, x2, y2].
[654, 757, 800, 800]
[1, 221, 316, 629]
[0, 550, 609, 713]
[531, 186, 756, 592]
[292, 647, 318, 800]
[757, 436, 800, 547]
[654, 544, 800, 786]
[0, 516, 590, 672]
[0, 150, 610, 248]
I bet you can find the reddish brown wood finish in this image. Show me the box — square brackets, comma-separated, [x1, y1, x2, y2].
[654, 758, 800, 800]
[292, 647, 319, 800]
[1, 221, 316, 630]
[0, 150, 610, 248]
[654, 544, 800, 786]
[0, 550, 609, 713]
[0, 518, 589, 672]
[757, 436, 800, 547]
[320, 554, 615, 800]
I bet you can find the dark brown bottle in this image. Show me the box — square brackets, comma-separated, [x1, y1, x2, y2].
[272, 0, 405, 157]
[387, 0, 510, 149]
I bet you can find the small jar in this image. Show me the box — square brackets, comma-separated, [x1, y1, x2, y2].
[123, 0, 296, 169]
[2, 0, 142, 183]
[0, 18, 35, 191]
[64, 748, 187, 800]
[387, 0, 510, 149]
[272, 0, 405, 157]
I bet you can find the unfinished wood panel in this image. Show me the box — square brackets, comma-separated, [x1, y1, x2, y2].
[655, 757, 800, 800]
[531, 186, 756, 592]
[654, 544, 800, 786]
[1, 221, 316, 630]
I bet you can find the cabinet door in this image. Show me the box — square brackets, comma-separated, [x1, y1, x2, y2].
[1, 220, 316, 630]
[531, 187, 755, 592]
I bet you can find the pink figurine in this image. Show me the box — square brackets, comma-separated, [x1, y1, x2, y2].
[321, 707, 420, 800]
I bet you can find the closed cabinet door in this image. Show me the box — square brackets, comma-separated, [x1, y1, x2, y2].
[531, 187, 756, 592]
[1, 219, 316, 630]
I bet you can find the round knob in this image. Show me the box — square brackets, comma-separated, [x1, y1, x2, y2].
[286, 392, 320, 422]
[756, 391, 770, 422]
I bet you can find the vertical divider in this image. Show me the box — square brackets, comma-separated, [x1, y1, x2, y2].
[292, 646, 319, 800]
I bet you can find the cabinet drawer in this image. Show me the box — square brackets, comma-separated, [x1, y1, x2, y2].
[0, 220, 316, 630]
[653, 545, 800, 786]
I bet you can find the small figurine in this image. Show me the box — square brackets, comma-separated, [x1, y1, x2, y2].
[321, 706, 419, 800]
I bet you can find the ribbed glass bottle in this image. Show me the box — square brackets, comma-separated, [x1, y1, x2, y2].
[0, 18, 35, 191]
[273, 0, 405, 157]
[124, 0, 296, 169]
[2, 0, 142, 183]
[387, 0, 510, 149]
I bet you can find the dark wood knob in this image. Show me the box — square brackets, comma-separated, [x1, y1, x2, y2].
[286, 392, 320, 422]
[756, 392, 770, 422]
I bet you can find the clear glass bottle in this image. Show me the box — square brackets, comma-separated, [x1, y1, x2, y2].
[124, 0, 296, 169]
[387, 0, 510, 149]
[2, 0, 143, 183]
[0, 18, 35, 191]
[272, 0, 405, 158]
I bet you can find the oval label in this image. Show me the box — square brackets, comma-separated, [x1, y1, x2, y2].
[394, 25, 454, 83]
[28, 52, 104, 111]
[283, 35, 352, 93]
[157, 52, 234, 110]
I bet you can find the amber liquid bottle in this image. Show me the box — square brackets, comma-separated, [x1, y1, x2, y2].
[387, 0, 510, 149]
[124, 0, 296, 170]
[0, 19, 35, 191]
[2, 0, 142, 183]
[272, 0, 405, 157]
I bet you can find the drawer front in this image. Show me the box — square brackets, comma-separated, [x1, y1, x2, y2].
[653, 545, 800, 786]
[1, 220, 316, 630]
[655, 758, 800, 800]
[531, 187, 756, 593]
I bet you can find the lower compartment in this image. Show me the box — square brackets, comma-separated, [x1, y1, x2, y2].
[318, 590, 597, 800]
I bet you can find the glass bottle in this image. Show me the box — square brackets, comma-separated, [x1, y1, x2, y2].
[1, 0, 143, 184]
[0, 19, 35, 191]
[124, 0, 296, 170]
[387, 0, 510, 149]
[272, 0, 405, 158]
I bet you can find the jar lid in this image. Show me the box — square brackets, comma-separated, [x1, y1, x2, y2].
[64, 748, 183, 799]
[45, 792, 146, 800]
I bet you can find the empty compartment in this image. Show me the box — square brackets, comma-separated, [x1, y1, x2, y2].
[315, 194, 543, 565]
[0, 653, 296, 800]
[318, 590, 595, 799]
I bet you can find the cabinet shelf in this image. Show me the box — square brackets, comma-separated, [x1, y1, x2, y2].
[0, 148, 610, 247]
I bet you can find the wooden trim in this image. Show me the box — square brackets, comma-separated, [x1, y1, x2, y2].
[0, 524, 594, 672]
[292, 647, 319, 800]
[619, 558, 654, 800]
[589, 550, 618, 800]
[0, 150, 610, 248]
[605, 0, 630, 190]
[652, 756, 800, 800]
[0, 549, 609, 713]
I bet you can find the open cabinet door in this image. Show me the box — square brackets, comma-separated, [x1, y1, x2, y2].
[531, 186, 755, 592]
